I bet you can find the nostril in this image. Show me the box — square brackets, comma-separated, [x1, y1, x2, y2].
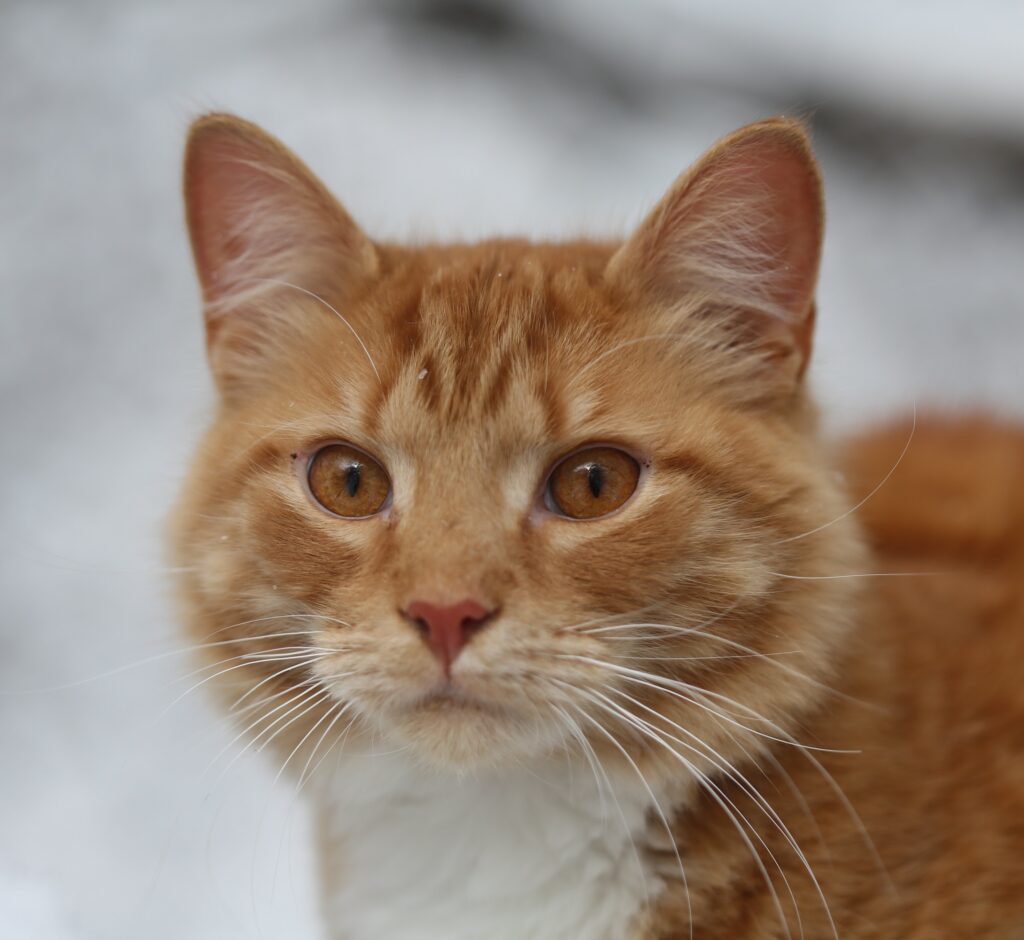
[461, 608, 491, 633]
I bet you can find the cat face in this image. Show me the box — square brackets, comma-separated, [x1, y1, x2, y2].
[172, 116, 863, 773]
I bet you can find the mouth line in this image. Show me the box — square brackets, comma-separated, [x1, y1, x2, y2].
[412, 685, 506, 716]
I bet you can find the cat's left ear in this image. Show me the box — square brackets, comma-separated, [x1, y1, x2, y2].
[183, 113, 377, 394]
[606, 117, 823, 388]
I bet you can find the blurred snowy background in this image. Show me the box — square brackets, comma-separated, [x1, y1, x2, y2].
[1, 0, 1022, 937]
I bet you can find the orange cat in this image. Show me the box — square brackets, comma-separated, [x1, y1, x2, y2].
[170, 113, 1024, 939]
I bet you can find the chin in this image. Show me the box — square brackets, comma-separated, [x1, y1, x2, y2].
[378, 694, 559, 771]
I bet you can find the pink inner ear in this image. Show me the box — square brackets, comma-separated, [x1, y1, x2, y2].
[713, 137, 823, 321]
[183, 115, 376, 315]
[185, 126, 312, 308]
[184, 126, 259, 301]
[667, 128, 823, 323]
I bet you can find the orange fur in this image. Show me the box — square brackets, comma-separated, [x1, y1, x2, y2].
[170, 114, 1024, 938]
[643, 416, 1024, 937]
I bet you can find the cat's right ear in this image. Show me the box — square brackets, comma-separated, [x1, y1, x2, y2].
[606, 117, 823, 395]
[183, 113, 377, 392]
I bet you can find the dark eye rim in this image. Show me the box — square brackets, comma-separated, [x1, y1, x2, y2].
[298, 440, 393, 520]
[540, 441, 649, 522]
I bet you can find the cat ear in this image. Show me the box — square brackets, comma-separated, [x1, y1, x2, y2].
[183, 113, 377, 390]
[606, 117, 823, 387]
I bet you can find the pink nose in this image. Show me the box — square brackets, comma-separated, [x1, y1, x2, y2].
[404, 599, 495, 673]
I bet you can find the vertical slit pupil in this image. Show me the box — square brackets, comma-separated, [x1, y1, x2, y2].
[345, 463, 361, 497]
[587, 463, 603, 498]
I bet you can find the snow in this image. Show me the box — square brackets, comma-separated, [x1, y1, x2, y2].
[0, 870, 80, 940]
[1, 1, 1021, 937]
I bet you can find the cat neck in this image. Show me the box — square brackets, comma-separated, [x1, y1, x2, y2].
[313, 744, 669, 940]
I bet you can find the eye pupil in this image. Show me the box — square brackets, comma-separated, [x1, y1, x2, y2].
[345, 463, 361, 497]
[587, 463, 603, 497]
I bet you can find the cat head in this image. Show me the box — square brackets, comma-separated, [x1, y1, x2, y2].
[172, 114, 863, 776]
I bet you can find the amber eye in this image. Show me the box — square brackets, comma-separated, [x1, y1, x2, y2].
[546, 446, 641, 520]
[306, 444, 391, 518]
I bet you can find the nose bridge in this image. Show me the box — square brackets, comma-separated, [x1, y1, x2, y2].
[400, 513, 504, 603]
[396, 449, 508, 603]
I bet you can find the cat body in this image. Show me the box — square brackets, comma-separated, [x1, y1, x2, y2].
[171, 114, 1024, 938]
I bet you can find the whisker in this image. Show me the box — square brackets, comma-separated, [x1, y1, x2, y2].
[250, 277, 381, 383]
[255, 687, 334, 757]
[664, 681, 893, 891]
[242, 646, 337, 660]
[229, 657, 327, 712]
[296, 705, 359, 792]
[160, 653, 326, 718]
[198, 612, 352, 642]
[549, 700, 660, 926]
[175, 646, 323, 685]
[574, 332, 687, 380]
[567, 627, 865, 707]
[770, 570, 942, 581]
[1, 630, 317, 695]
[206, 681, 327, 784]
[557, 691, 695, 938]
[616, 651, 802, 663]
[599, 684, 836, 938]
[556, 604, 662, 635]
[271, 698, 349, 786]
[568, 686, 799, 940]
[549, 703, 612, 818]
[573, 601, 738, 638]
[776, 403, 916, 545]
[560, 655, 856, 755]
[230, 678, 323, 720]
[269, 702, 361, 903]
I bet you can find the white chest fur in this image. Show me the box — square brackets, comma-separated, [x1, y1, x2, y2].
[315, 748, 662, 940]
